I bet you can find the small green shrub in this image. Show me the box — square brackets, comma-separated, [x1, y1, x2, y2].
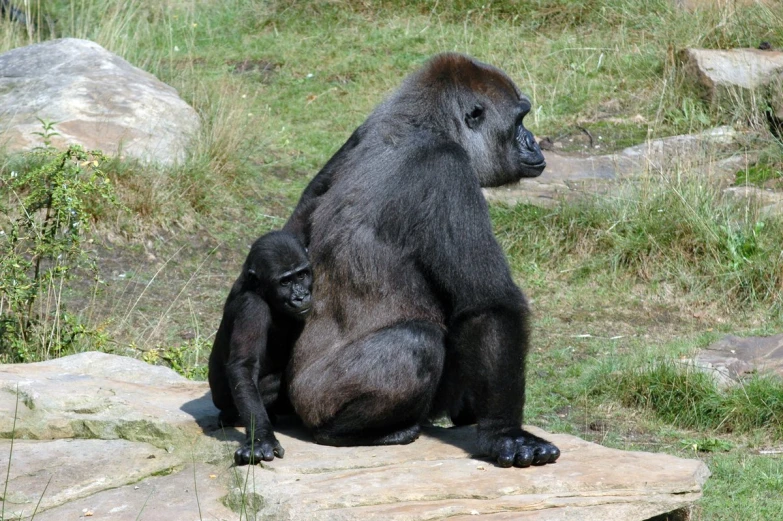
[140, 339, 210, 380]
[0, 145, 121, 362]
[735, 163, 783, 188]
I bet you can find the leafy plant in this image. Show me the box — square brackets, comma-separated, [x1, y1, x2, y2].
[681, 437, 734, 453]
[141, 339, 210, 380]
[0, 144, 120, 362]
[735, 163, 783, 187]
[32, 118, 61, 150]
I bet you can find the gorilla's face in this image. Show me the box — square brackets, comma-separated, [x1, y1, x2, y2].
[511, 97, 546, 178]
[453, 57, 547, 188]
[246, 232, 313, 320]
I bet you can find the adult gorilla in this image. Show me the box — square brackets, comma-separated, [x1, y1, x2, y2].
[283, 53, 560, 468]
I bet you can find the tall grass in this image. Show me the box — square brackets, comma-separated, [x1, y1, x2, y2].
[593, 360, 783, 436]
[493, 171, 783, 310]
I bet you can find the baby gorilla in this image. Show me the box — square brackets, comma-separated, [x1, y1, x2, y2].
[208, 231, 313, 465]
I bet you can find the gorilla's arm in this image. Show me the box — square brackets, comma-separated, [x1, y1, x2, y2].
[284, 128, 363, 246]
[225, 296, 284, 464]
[417, 148, 560, 468]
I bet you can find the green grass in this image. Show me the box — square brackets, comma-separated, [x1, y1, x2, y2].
[2, 0, 783, 519]
[492, 175, 783, 309]
[701, 452, 783, 520]
[596, 360, 783, 437]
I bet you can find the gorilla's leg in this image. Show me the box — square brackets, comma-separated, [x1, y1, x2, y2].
[430, 350, 478, 426]
[297, 320, 445, 446]
[449, 392, 478, 426]
[208, 359, 240, 426]
[258, 372, 294, 421]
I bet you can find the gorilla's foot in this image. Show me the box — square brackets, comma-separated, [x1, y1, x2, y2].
[371, 424, 421, 445]
[313, 424, 421, 447]
[477, 426, 560, 468]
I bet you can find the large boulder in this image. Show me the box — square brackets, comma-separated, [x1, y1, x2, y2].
[678, 48, 783, 96]
[0, 352, 710, 520]
[678, 47, 783, 129]
[0, 38, 200, 165]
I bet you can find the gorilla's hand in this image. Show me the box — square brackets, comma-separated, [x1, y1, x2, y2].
[234, 434, 285, 465]
[477, 426, 560, 468]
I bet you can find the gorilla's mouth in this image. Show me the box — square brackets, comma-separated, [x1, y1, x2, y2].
[285, 302, 312, 317]
[516, 126, 546, 172]
[523, 158, 546, 168]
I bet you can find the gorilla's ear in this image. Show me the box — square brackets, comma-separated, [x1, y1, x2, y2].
[465, 104, 485, 129]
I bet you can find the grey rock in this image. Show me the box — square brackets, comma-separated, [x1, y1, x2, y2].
[30, 463, 235, 521]
[484, 127, 746, 207]
[0, 38, 200, 165]
[691, 333, 783, 387]
[234, 425, 710, 521]
[723, 186, 783, 218]
[0, 351, 219, 449]
[678, 48, 783, 96]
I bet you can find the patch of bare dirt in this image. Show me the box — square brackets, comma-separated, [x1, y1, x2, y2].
[228, 58, 279, 83]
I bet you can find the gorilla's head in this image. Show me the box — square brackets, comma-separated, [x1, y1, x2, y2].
[245, 231, 313, 319]
[385, 53, 546, 188]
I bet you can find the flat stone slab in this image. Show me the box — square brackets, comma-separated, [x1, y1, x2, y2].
[0, 439, 178, 518]
[0, 353, 709, 520]
[229, 425, 709, 521]
[692, 333, 783, 386]
[30, 463, 234, 521]
[484, 127, 747, 208]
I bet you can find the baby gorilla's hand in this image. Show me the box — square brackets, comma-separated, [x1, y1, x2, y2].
[234, 434, 285, 465]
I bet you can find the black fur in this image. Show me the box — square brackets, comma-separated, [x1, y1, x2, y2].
[208, 231, 312, 465]
[283, 53, 560, 468]
[0, 0, 28, 25]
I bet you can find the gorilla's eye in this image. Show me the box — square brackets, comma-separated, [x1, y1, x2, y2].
[297, 271, 306, 280]
[465, 104, 484, 129]
[280, 276, 292, 286]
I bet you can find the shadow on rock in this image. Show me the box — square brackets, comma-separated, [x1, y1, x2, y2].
[182, 391, 314, 444]
[420, 424, 480, 455]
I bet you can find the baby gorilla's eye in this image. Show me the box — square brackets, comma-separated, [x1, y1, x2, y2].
[280, 277, 292, 286]
[297, 271, 306, 280]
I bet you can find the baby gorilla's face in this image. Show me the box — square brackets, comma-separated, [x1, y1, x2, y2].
[273, 262, 313, 319]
